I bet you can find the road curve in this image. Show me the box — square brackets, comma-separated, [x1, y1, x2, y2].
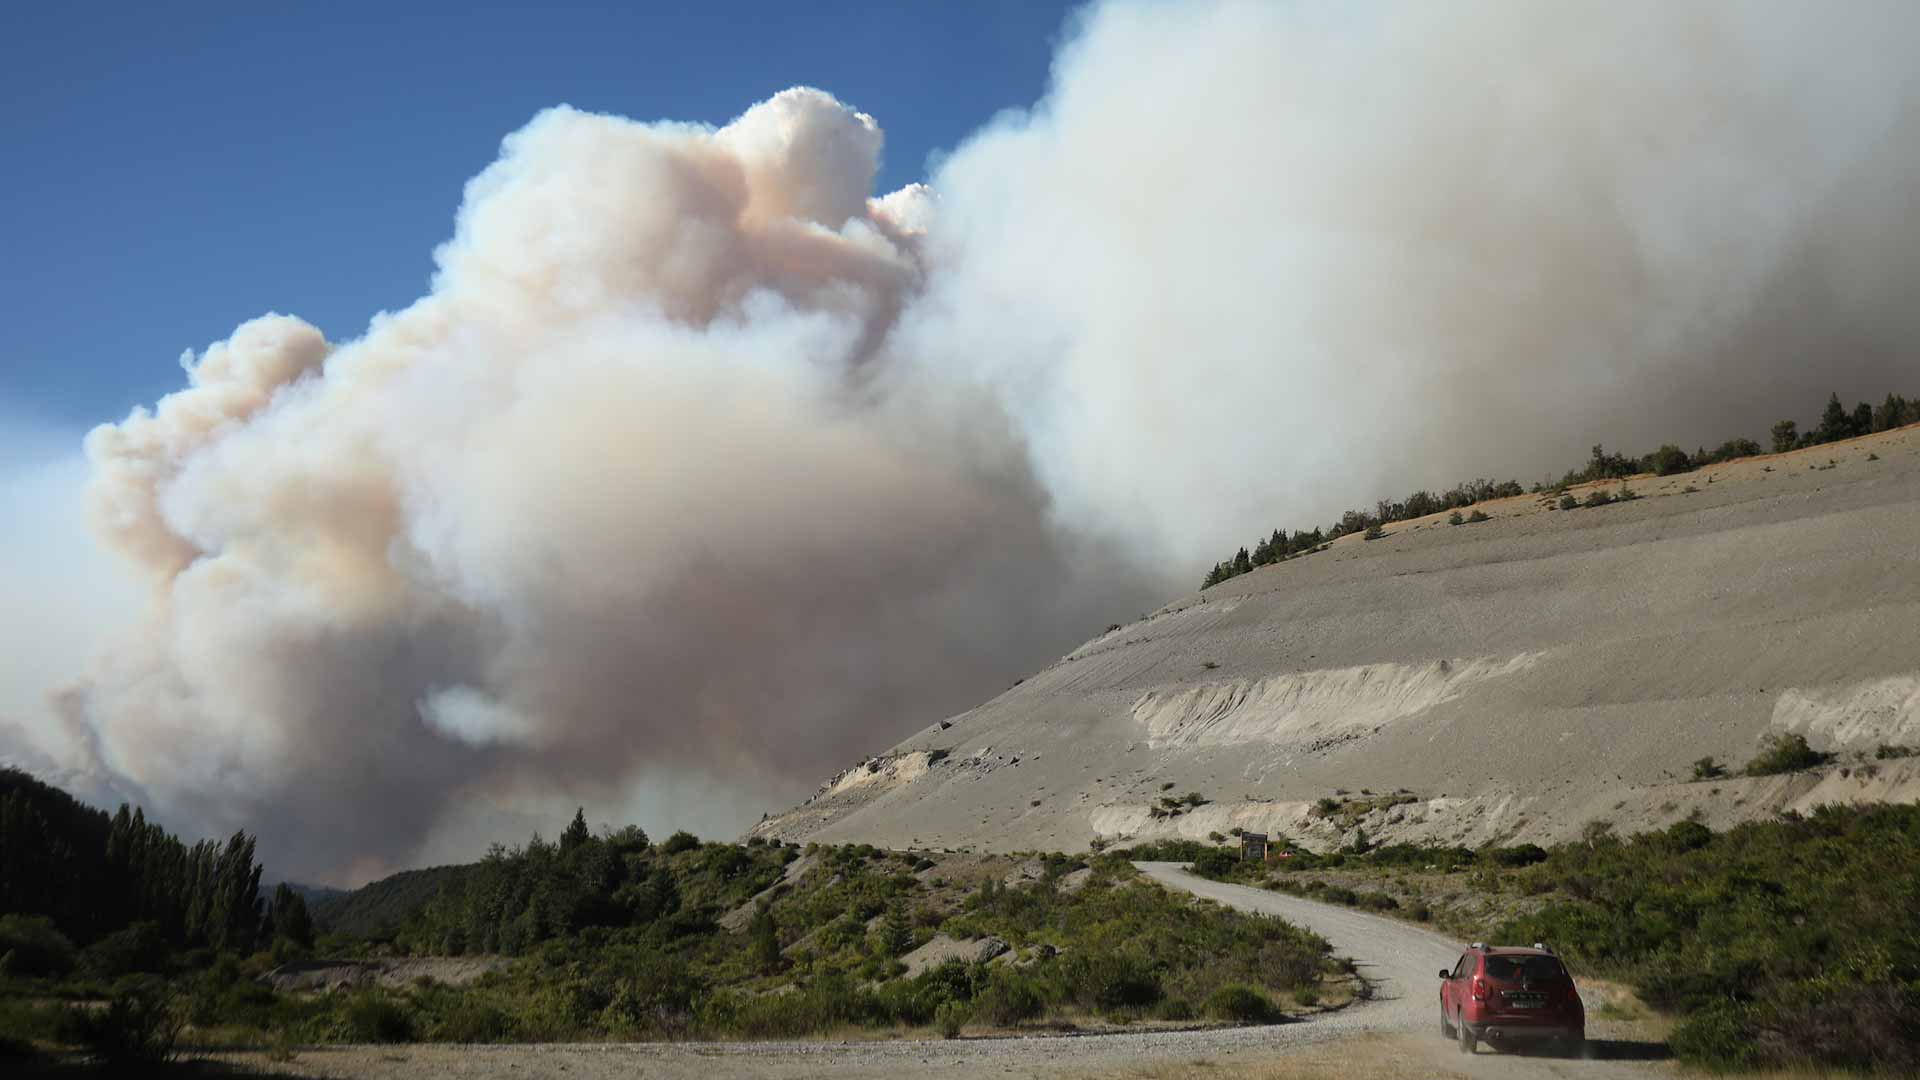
[1134, 861, 1458, 1032]
[1136, 862, 1673, 1080]
[237, 863, 1669, 1079]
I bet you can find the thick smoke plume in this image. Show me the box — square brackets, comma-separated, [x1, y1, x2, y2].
[10, 1, 1920, 881]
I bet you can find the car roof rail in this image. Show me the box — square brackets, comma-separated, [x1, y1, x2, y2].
[1469, 941, 1485, 950]
[1534, 941, 1551, 952]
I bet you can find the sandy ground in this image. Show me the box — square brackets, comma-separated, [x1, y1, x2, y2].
[755, 423, 1920, 856]
[211, 863, 1671, 1080]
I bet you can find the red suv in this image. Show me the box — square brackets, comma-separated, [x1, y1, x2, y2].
[1438, 943, 1584, 1055]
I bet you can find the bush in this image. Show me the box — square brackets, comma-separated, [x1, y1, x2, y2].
[974, 971, 1045, 1027]
[935, 1000, 966, 1039]
[1204, 984, 1276, 1023]
[1744, 733, 1833, 776]
[1191, 849, 1237, 880]
[1582, 489, 1615, 508]
[79, 985, 183, 1067]
[340, 992, 416, 1043]
[1448, 510, 1464, 526]
[1479, 844, 1547, 868]
[1649, 444, 1693, 475]
[1065, 948, 1160, 1011]
[1557, 494, 1578, 511]
[1691, 756, 1726, 781]
[0, 916, 76, 978]
[1875, 743, 1916, 760]
[83, 921, 169, 977]
[661, 831, 701, 855]
[436, 1000, 512, 1042]
[1362, 523, 1384, 540]
[1466, 509, 1489, 523]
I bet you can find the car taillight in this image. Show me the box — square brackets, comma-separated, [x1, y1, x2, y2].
[1471, 976, 1489, 1002]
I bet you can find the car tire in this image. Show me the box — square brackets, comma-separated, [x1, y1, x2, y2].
[1457, 1014, 1476, 1054]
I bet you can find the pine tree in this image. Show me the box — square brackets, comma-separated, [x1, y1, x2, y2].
[1771, 419, 1799, 453]
[1851, 401, 1874, 438]
[561, 808, 591, 853]
[1816, 392, 1851, 443]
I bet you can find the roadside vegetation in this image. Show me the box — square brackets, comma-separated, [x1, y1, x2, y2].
[0, 769, 1339, 1066]
[1201, 388, 1918, 589]
[1186, 803, 1920, 1074]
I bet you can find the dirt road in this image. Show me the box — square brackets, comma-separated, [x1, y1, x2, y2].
[1137, 862, 1672, 1080]
[218, 864, 1674, 1079]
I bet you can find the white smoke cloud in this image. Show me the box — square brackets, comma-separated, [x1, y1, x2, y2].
[908, 0, 1920, 565]
[50, 89, 1153, 882]
[18, 2, 1920, 881]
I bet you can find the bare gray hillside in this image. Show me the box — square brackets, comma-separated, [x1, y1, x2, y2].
[755, 425, 1920, 853]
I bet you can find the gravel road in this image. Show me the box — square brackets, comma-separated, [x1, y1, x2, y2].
[228, 864, 1673, 1079]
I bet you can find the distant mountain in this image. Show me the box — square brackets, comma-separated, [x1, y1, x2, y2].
[308, 865, 466, 939]
[270, 881, 350, 905]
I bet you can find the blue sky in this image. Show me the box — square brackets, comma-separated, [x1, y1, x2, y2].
[1, 1, 1079, 429]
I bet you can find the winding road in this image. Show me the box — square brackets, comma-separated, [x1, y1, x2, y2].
[234, 864, 1673, 1080]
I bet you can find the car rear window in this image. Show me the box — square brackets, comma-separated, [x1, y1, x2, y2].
[1483, 955, 1567, 981]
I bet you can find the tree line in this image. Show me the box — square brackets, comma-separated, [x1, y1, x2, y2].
[0, 766, 309, 974]
[1202, 388, 1918, 590]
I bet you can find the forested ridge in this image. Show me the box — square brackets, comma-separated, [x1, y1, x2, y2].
[1201, 388, 1920, 588]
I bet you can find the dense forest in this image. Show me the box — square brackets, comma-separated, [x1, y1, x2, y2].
[0, 768, 307, 970]
[1201, 389, 1919, 589]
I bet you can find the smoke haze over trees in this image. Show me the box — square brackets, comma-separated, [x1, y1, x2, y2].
[5, 0, 1920, 882]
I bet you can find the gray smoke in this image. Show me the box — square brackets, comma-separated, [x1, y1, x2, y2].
[6, 1, 1918, 882]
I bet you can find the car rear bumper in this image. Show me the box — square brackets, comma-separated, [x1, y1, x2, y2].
[1467, 1021, 1583, 1043]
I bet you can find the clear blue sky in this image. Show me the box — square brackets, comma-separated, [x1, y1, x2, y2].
[1, 1, 1079, 428]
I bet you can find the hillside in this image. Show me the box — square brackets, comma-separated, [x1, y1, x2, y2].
[309, 865, 466, 939]
[753, 423, 1920, 853]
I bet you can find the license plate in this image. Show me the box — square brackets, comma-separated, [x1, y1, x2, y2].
[1507, 994, 1546, 1008]
[1510, 998, 1545, 1009]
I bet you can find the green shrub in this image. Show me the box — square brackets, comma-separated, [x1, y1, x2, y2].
[1362, 523, 1384, 540]
[661, 831, 701, 855]
[1155, 997, 1194, 1022]
[79, 984, 183, 1067]
[1649, 444, 1693, 475]
[436, 1000, 512, 1043]
[1478, 844, 1547, 868]
[1744, 732, 1833, 776]
[1691, 756, 1726, 780]
[974, 971, 1045, 1027]
[935, 1000, 966, 1039]
[1582, 489, 1615, 508]
[1557, 494, 1578, 511]
[1875, 743, 1916, 760]
[340, 992, 416, 1043]
[1064, 948, 1160, 1011]
[82, 921, 169, 977]
[1448, 510, 1464, 526]
[1204, 984, 1276, 1023]
[0, 915, 76, 978]
[1191, 849, 1237, 880]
